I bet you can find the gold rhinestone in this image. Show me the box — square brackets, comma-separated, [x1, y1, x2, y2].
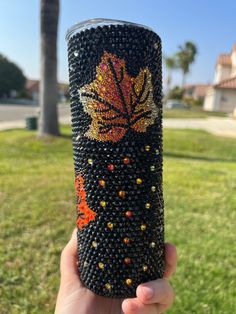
[100, 200, 106, 207]
[105, 283, 111, 290]
[136, 178, 142, 185]
[143, 265, 148, 272]
[98, 179, 105, 187]
[140, 224, 147, 231]
[92, 241, 98, 248]
[97, 74, 103, 81]
[88, 158, 93, 165]
[107, 222, 114, 229]
[126, 278, 132, 285]
[145, 203, 151, 209]
[150, 242, 156, 248]
[98, 262, 104, 269]
[151, 186, 156, 192]
[145, 145, 151, 151]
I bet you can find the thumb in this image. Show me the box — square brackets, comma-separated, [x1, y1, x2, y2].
[60, 228, 81, 285]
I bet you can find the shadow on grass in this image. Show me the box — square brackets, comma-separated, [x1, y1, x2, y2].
[164, 151, 236, 163]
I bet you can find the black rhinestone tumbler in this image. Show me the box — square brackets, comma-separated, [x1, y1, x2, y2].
[66, 18, 164, 298]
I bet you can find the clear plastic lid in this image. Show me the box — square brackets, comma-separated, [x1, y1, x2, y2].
[65, 18, 154, 42]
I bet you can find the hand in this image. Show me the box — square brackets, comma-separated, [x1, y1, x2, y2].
[55, 229, 177, 314]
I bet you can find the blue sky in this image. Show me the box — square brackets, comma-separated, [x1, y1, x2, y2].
[0, 0, 236, 87]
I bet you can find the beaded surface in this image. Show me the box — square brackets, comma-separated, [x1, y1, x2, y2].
[67, 23, 164, 298]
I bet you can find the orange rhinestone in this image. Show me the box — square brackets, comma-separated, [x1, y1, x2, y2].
[101, 86, 106, 92]
[124, 257, 131, 264]
[126, 278, 132, 285]
[118, 190, 126, 198]
[123, 157, 130, 164]
[125, 210, 133, 218]
[123, 237, 130, 244]
[98, 179, 105, 187]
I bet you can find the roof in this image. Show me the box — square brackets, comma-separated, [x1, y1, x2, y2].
[184, 84, 211, 97]
[214, 76, 236, 89]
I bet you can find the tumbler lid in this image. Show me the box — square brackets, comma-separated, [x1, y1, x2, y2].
[65, 18, 155, 42]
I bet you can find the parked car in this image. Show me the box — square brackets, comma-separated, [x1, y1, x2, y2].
[164, 99, 190, 109]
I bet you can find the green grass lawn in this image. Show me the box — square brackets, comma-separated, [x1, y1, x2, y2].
[0, 127, 235, 313]
[163, 107, 227, 119]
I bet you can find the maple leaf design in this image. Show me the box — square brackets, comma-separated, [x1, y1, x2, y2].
[75, 174, 96, 230]
[78, 51, 158, 142]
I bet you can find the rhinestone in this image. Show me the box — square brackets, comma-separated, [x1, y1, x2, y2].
[145, 203, 151, 209]
[136, 178, 142, 184]
[151, 186, 156, 192]
[143, 265, 148, 272]
[123, 157, 130, 164]
[118, 190, 126, 198]
[107, 164, 114, 171]
[73, 51, 78, 57]
[97, 74, 103, 81]
[87, 158, 93, 165]
[140, 224, 147, 231]
[76, 134, 81, 141]
[150, 242, 156, 248]
[92, 241, 98, 248]
[145, 145, 151, 151]
[101, 86, 106, 92]
[105, 283, 111, 290]
[83, 261, 88, 267]
[150, 165, 155, 171]
[98, 179, 105, 187]
[125, 210, 133, 218]
[154, 42, 159, 49]
[126, 278, 132, 285]
[107, 222, 114, 229]
[155, 149, 159, 155]
[100, 200, 106, 207]
[123, 237, 130, 244]
[124, 257, 131, 264]
[98, 262, 104, 269]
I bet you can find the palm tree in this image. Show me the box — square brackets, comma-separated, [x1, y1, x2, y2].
[176, 41, 197, 87]
[164, 56, 177, 93]
[38, 0, 59, 136]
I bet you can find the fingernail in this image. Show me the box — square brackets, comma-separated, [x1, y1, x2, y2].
[141, 286, 154, 299]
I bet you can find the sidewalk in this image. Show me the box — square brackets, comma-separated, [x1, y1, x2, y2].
[163, 117, 236, 138]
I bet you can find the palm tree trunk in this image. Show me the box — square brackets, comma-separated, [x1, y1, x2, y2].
[182, 71, 186, 87]
[38, 0, 59, 136]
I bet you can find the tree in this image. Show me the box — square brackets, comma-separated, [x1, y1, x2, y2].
[38, 0, 59, 136]
[175, 41, 197, 87]
[164, 55, 177, 93]
[0, 54, 26, 97]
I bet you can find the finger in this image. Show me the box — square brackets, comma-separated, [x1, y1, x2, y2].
[136, 278, 174, 306]
[164, 242, 177, 278]
[60, 228, 79, 283]
[122, 298, 167, 314]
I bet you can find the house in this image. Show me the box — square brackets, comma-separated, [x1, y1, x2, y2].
[204, 44, 236, 113]
[25, 79, 69, 104]
[184, 84, 211, 102]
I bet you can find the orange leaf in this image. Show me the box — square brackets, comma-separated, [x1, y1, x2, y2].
[79, 51, 158, 142]
[75, 174, 96, 230]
